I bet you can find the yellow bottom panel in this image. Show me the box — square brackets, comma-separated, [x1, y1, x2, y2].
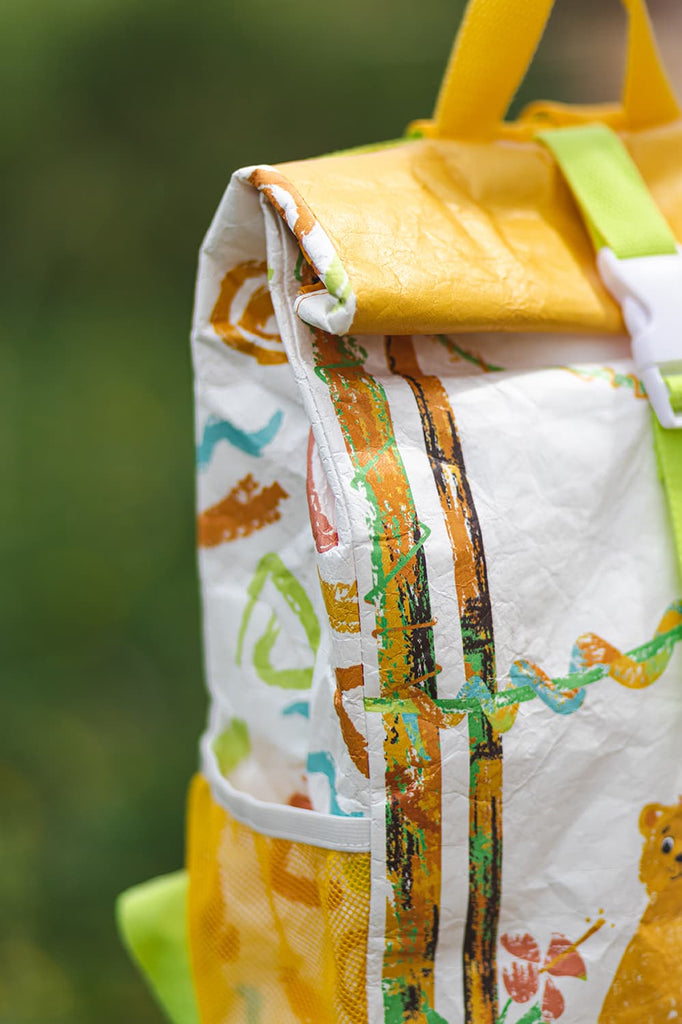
[187, 775, 370, 1024]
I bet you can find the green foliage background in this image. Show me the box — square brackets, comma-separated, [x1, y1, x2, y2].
[0, 0, 644, 1020]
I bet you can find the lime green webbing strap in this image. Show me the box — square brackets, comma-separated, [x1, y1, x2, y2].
[668, 373, 682, 414]
[539, 124, 677, 257]
[655, 419, 682, 581]
[116, 871, 200, 1024]
[539, 123, 682, 583]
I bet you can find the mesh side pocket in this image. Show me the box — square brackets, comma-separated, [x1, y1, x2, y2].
[187, 775, 370, 1024]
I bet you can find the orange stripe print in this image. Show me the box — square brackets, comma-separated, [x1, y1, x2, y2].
[387, 336, 502, 1024]
[313, 329, 442, 1024]
[198, 474, 288, 547]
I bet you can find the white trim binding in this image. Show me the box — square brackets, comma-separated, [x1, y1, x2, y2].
[200, 730, 371, 853]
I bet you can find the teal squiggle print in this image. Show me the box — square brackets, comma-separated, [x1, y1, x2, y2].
[306, 751, 363, 818]
[197, 411, 283, 468]
[282, 701, 310, 719]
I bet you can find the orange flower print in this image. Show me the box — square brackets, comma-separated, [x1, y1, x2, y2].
[501, 932, 541, 1004]
[501, 929, 593, 1022]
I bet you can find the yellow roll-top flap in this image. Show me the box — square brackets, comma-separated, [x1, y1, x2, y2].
[251, 120, 682, 337]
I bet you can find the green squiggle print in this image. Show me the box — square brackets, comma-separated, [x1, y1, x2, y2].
[365, 605, 682, 722]
[237, 553, 320, 689]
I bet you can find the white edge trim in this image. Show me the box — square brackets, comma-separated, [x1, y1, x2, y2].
[200, 730, 371, 853]
[295, 289, 355, 336]
[235, 165, 358, 336]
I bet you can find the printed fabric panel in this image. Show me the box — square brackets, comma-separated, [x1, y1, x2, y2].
[190, 165, 682, 1024]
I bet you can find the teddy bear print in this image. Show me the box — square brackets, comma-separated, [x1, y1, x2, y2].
[599, 799, 682, 1023]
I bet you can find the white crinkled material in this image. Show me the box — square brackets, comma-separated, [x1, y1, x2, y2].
[191, 166, 682, 1024]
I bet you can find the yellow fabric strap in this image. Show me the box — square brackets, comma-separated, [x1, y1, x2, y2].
[434, 0, 679, 138]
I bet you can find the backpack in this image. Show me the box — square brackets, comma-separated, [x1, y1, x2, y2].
[118, 1, 682, 1022]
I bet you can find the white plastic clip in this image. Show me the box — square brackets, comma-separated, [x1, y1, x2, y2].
[598, 246, 682, 429]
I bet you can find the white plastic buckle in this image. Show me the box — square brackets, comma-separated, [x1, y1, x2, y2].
[598, 246, 682, 429]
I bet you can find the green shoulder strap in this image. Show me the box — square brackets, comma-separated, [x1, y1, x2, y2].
[539, 123, 682, 583]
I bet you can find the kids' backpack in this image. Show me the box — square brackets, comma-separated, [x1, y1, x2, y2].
[118, 1, 682, 1022]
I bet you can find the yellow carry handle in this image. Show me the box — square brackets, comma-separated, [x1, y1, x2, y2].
[433, 0, 680, 138]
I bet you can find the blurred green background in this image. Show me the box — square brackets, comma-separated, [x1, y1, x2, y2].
[1, 0, 676, 1021]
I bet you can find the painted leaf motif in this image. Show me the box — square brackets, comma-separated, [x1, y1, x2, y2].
[541, 978, 565, 1021]
[501, 933, 541, 963]
[516, 1007, 540, 1024]
[516, 1006, 543, 1024]
[236, 552, 320, 689]
[544, 933, 587, 979]
[502, 961, 539, 1003]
